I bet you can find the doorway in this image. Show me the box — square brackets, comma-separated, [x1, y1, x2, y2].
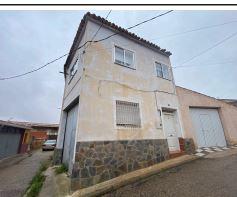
[163, 111, 180, 152]
[62, 102, 79, 172]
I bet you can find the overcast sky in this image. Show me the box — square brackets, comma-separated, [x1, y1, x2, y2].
[0, 10, 237, 123]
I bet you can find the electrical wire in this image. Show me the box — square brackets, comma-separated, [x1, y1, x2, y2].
[91, 10, 112, 42]
[85, 10, 112, 51]
[173, 59, 237, 69]
[83, 73, 175, 95]
[93, 10, 173, 43]
[177, 31, 237, 67]
[149, 19, 237, 40]
[0, 53, 69, 80]
[74, 19, 237, 55]
[0, 10, 173, 81]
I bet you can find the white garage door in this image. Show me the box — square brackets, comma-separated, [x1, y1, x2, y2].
[190, 108, 226, 148]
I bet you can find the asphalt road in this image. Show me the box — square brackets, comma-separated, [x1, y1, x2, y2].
[0, 150, 52, 197]
[103, 149, 237, 197]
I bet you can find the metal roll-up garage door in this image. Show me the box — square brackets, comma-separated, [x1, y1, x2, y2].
[62, 103, 79, 172]
[0, 129, 21, 159]
[190, 108, 226, 148]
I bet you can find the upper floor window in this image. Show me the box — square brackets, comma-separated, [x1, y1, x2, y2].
[155, 62, 170, 80]
[114, 46, 134, 69]
[68, 59, 78, 83]
[116, 100, 141, 128]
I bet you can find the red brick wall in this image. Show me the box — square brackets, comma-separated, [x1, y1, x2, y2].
[31, 131, 47, 140]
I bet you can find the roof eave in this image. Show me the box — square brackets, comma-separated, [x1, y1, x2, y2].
[88, 17, 172, 57]
[63, 12, 172, 77]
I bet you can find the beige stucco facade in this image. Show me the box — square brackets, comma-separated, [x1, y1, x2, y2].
[57, 19, 183, 149]
[176, 86, 237, 146]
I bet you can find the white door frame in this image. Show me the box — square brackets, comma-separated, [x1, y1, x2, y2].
[162, 111, 180, 152]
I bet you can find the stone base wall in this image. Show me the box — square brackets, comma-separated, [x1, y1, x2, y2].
[53, 148, 63, 165]
[179, 138, 195, 154]
[71, 139, 169, 190]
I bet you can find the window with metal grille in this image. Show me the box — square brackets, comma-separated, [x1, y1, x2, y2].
[116, 100, 141, 128]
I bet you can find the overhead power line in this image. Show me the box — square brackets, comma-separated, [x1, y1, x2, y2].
[0, 53, 69, 81]
[0, 10, 173, 81]
[93, 10, 173, 43]
[91, 10, 112, 42]
[173, 59, 237, 69]
[154, 19, 237, 40]
[177, 31, 237, 67]
[73, 18, 237, 55]
[85, 10, 112, 49]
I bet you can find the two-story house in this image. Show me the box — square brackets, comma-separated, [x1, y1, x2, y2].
[55, 12, 184, 190]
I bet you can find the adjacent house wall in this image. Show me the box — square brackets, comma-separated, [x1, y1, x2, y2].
[176, 86, 237, 146]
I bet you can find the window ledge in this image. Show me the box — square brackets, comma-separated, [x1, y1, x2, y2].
[156, 76, 172, 81]
[114, 62, 136, 70]
[116, 126, 142, 130]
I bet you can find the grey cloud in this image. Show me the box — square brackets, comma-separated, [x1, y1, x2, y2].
[0, 10, 236, 123]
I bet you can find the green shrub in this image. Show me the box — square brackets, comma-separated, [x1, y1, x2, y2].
[55, 164, 68, 174]
[26, 173, 45, 197]
[25, 161, 49, 197]
[39, 162, 48, 172]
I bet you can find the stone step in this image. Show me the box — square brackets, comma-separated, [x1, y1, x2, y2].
[169, 151, 185, 159]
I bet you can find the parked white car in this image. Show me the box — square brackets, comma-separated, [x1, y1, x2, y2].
[42, 140, 56, 151]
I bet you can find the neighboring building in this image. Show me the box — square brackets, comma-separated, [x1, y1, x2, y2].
[0, 120, 31, 159]
[55, 12, 184, 190]
[177, 86, 237, 148]
[10, 121, 59, 149]
[218, 99, 237, 107]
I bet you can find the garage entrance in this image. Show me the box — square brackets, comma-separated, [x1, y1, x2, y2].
[62, 102, 79, 172]
[0, 128, 21, 159]
[190, 108, 226, 148]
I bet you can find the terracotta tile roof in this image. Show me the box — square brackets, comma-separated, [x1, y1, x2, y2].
[64, 12, 172, 73]
[0, 120, 31, 130]
[10, 121, 59, 129]
[218, 99, 237, 107]
[0, 120, 59, 130]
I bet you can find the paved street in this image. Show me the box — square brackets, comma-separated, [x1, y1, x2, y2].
[104, 149, 237, 197]
[0, 150, 52, 197]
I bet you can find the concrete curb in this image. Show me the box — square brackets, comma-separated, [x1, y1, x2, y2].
[71, 154, 198, 197]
